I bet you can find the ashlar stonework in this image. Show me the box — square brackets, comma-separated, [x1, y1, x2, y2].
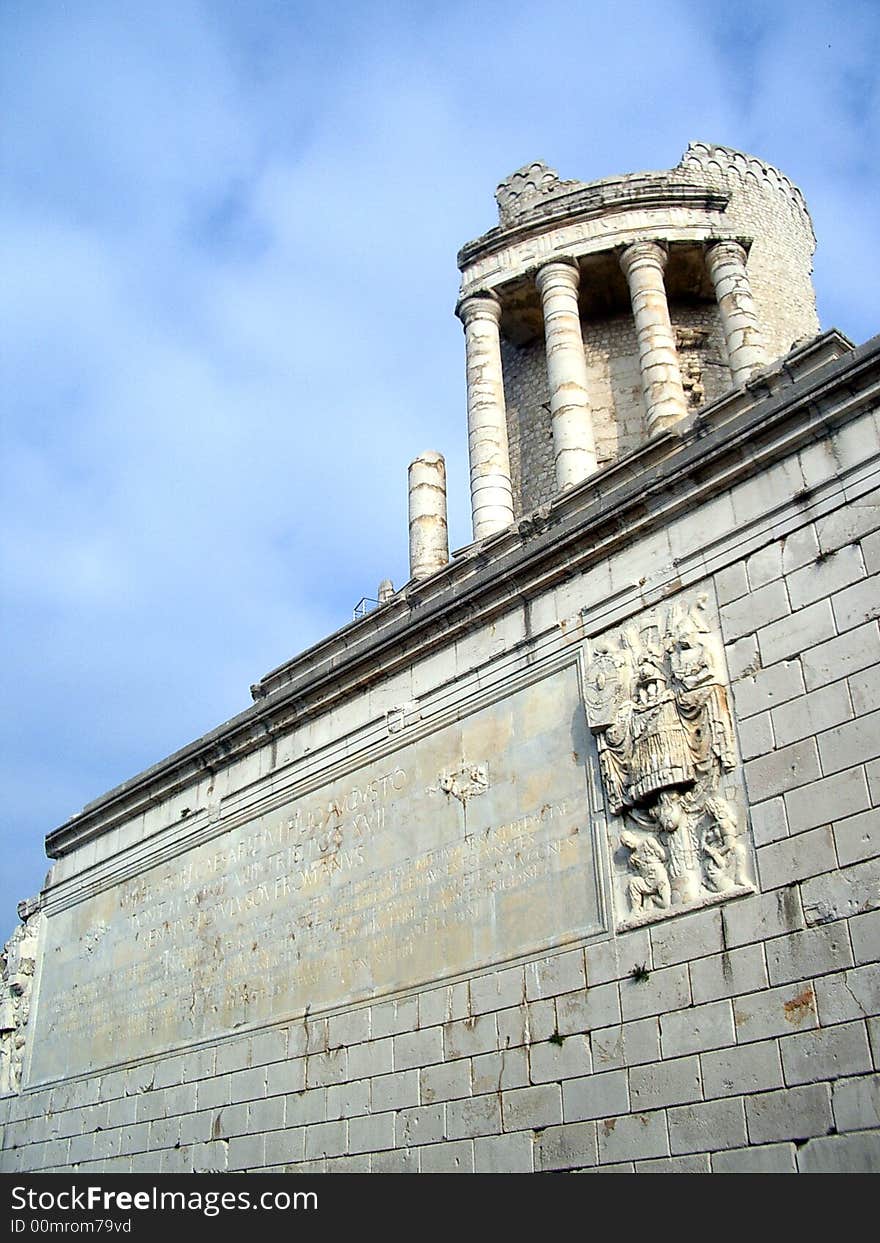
[1, 142, 878, 1175]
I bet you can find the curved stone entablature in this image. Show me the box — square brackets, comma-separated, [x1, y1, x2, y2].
[455, 142, 821, 529]
[460, 141, 816, 284]
[458, 174, 732, 289]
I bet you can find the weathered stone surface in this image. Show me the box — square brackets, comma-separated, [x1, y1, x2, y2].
[29, 662, 603, 1082]
[597, 1110, 669, 1164]
[629, 1055, 702, 1111]
[619, 241, 688, 433]
[780, 1022, 873, 1086]
[797, 1131, 880, 1173]
[535, 261, 598, 489]
[667, 1097, 747, 1154]
[713, 1142, 797, 1173]
[702, 1039, 783, 1100]
[704, 240, 767, 385]
[457, 294, 515, 540]
[689, 944, 768, 1005]
[535, 1120, 598, 1171]
[0, 907, 43, 1094]
[4, 145, 880, 1180]
[585, 591, 753, 927]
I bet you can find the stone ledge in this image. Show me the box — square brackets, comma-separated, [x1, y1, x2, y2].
[457, 175, 729, 272]
[44, 331, 880, 859]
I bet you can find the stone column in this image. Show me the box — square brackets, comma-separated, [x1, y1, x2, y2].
[456, 294, 515, 541]
[619, 240, 688, 433]
[705, 240, 767, 385]
[408, 451, 449, 581]
[534, 260, 598, 490]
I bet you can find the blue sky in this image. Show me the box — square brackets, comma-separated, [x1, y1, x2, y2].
[2, 0, 878, 934]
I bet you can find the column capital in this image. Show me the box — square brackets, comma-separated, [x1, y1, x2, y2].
[705, 238, 749, 272]
[534, 258, 580, 296]
[456, 291, 502, 327]
[619, 239, 668, 277]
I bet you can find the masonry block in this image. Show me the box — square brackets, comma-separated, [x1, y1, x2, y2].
[620, 963, 691, 1022]
[502, 1083, 562, 1131]
[797, 1130, 880, 1173]
[629, 1055, 702, 1111]
[420, 1060, 471, 1105]
[660, 1000, 736, 1059]
[419, 1140, 474, 1173]
[597, 1111, 668, 1164]
[712, 1142, 797, 1173]
[474, 1131, 534, 1173]
[348, 1112, 395, 1155]
[701, 1038, 783, 1100]
[802, 621, 880, 691]
[556, 982, 620, 1034]
[668, 1097, 747, 1154]
[535, 1121, 598, 1171]
[766, 923, 854, 986]
[758, 600, 835, 668]
[590, 1018, 660, 1071]
[529, 1034, 591, 1084]
[757, 826, 838, 890]
[446, 1093, 502, 1141]
[780, 1021, 873, 1086]
[850, 909, 880, 965]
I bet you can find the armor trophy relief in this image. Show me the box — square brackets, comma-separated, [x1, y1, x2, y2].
[584, 592, 754, 927]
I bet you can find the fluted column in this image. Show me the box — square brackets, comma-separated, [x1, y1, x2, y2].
[705, 240, 767, 385]
[457, 293, 515, 540]
[408, 452, 449, 580]
[619, 240, 688, 433]
[535, 260, 598, 490]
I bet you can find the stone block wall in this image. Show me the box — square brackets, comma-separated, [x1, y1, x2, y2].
[0, 353, 877, 1174]
[504, 305, 728, 517]
[679, 142, 820, 362]
[501, 337, 552, 518]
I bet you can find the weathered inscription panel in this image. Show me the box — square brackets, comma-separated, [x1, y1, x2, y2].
[29, 663, 603, 1081]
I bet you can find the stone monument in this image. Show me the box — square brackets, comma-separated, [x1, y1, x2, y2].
[1, 142, 878, 1174]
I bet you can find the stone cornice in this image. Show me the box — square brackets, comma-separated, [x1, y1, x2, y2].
[45, 330, 876, 859]
[457, 175, 729, 273]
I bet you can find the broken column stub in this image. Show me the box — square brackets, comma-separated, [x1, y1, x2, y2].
[408, 451, 449, 581]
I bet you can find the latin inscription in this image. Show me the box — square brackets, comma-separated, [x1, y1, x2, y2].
[29, 664, 603, 1081]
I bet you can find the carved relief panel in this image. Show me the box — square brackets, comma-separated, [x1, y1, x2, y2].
[0, 908, 43, 1094]
[584, 591, 754, 927]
